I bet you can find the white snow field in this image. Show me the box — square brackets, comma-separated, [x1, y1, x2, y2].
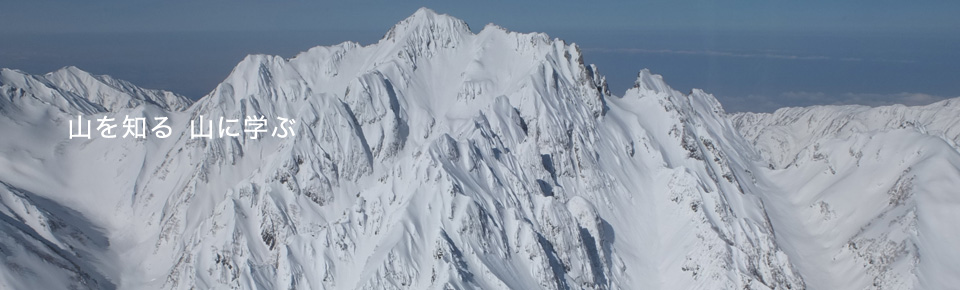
[0, 8, 957, 290]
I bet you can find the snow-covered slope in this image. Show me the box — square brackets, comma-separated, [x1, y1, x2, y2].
[732, 103, 960, 289]
[0, 7, 956, 290]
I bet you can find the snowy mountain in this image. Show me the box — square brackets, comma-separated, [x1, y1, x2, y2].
[0, 8, 956, 290]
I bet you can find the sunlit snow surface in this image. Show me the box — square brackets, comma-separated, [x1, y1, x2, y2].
[1, 8, 957, 290]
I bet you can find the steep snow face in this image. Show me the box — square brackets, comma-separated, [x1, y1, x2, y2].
[0, 7, 953, 290]
[732, 103, 960, 289]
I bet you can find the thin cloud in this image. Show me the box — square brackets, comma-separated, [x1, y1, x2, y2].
[584, 48, 914, 64]
[720, 91, 954, 113]
[834, 92, 949, 107]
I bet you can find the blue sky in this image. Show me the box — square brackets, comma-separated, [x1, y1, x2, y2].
[3, 0, 958, 33]
[1, 1, 958, 112]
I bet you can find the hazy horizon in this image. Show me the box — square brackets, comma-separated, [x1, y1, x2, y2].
[2, 3, 958, 112]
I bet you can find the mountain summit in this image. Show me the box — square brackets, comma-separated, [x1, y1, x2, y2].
[1, 8, 958, 290]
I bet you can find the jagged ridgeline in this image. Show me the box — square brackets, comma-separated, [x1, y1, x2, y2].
[1, 8, 959, 290]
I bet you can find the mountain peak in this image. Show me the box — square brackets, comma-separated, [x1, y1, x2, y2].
[382, 8, 471, 42]
[411, 7, 440, 18]
[633, 68, 672, 95]
[52, 66, 89, 77]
